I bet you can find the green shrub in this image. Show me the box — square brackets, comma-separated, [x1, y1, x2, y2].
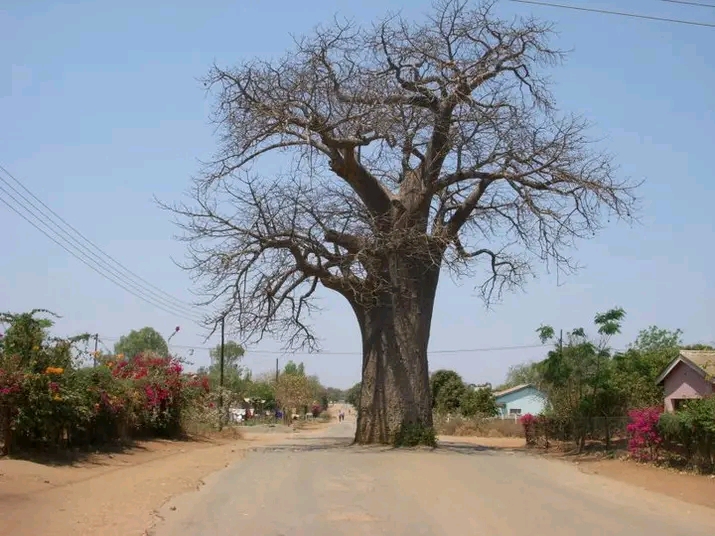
[1, 310, 211, 455]
[393, 421, 437, 447]
[658, 397, 715, 472]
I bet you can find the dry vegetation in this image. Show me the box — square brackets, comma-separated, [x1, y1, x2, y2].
[434, 415, 524, 437]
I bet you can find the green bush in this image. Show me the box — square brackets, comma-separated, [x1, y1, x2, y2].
[1, 310, 210, 455]
[658, 397, 715, 472]
[393, 421, 437, 447]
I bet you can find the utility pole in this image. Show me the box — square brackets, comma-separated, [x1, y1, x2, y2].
[93, 334, 99, 367]
[275, 357, 279, 382]
[218, 316, 225, 431]
[559, 329, 563, 357]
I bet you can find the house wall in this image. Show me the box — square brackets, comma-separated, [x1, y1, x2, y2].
[663, 361, 714, 412]
[495, 387, 547, 419]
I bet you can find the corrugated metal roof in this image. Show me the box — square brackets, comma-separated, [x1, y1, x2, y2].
[493, 383, 532, 398]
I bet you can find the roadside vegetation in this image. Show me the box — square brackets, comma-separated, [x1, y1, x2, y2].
[510, 308, 714, 473]
[417, 307, 714, 474]
[0, 309, 343, 457]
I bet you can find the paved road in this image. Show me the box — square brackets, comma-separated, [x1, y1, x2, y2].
[152, 421, 715, 535]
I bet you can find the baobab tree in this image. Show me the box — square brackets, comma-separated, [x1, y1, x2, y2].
[167, 0, 637, 445]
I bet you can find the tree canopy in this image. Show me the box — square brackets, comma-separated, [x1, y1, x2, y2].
[511, 310, 711, 450]
[431, 369, 497, 416]
[283, 360, 306, 376]
[431, 369, 466, 412]
[114, 327, 169, 358]
[209, 340, 245, 369]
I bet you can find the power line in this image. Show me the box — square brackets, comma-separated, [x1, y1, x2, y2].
[0, 185, 203, 324]
[99, 336, 551, 355]
[509, 0, 715, 28]
[0, 167, 203, 323]
[661, 0, 715, 8]
[0, 165, 199, 316]
[0, 182, 200, 322]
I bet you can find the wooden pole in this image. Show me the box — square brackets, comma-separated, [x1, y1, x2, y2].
[218, 317, 225, 431]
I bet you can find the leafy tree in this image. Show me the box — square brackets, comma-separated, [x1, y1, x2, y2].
[199, 340, 249, 395]
[209, 340, 245, 369]
[537, 308, 627, 450]
[324, 387, 346, 402]
[246, 376, 277, 410]
[283, 360, 305, 376]
[611, 326, 681, 408]
[498, 362, 542, 390]
[274, 373, 313, 413]
[461, 387, 498, 417]
[167, 1, 637, 445]
[114, 327, 168, 358]
[307, 374, 327, 408]
[431, 370, 466, 413]
[345, 382, 361, 408]
[197, 362, 250, 395]
[631, 326, 682, 354]
[0, 309, 89, 372]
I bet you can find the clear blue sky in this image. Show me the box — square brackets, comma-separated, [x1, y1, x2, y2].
[2, 1, 713, 389]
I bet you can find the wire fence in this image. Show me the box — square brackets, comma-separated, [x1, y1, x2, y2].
[528, 416, 631, 449]
[433, 412, 632, 447]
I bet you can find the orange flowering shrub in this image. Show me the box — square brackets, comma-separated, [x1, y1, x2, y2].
[1, 310, 210, 454]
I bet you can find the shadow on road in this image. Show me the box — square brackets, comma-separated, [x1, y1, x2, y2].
[249, 437, 522, 456]
[436, 440, 523, 456]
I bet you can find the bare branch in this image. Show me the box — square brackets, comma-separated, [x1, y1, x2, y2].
[167, 0, 639, 347]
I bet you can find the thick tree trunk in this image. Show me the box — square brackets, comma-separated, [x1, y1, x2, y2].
[353, 254, 441, 446]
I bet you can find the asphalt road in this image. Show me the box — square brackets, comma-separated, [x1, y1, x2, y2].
[151, 420, 715, 536]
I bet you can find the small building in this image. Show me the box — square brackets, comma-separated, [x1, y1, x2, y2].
[655, 350, 715, 412]
[493, 383, 547, 419]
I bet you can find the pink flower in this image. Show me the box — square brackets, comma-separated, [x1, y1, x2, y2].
[627, 406, 663, 462]
[519, 413, 536, 426]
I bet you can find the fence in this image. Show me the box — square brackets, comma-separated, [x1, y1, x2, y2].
[433, 413, 524, 437]
[434, 412, 631, 447]
[527, 416, 630, 450]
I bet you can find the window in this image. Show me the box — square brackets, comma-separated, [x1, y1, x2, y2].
[509, 408, 522, 415]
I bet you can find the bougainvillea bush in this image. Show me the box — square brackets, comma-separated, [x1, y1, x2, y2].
[1, 310, 210, 455]
[110, 352, 185, 436]
[519, 413, 537, 446]
[626, 406, 663, 462]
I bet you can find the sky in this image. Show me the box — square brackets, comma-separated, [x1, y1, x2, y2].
[1, 0, 713, 389]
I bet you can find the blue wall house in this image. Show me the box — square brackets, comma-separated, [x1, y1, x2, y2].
[493, 384, 547, 419]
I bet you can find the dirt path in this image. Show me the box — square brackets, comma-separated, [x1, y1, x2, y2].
[0, 425, 324, 536]
[151, 422, 715, 536]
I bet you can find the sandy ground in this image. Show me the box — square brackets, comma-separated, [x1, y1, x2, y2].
[442, 435, 715, 510]
[2, 418, 714, 535]
[152, 421, 715, 535]
[0, 424, 326, 536]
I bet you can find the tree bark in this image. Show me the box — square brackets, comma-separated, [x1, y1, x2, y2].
[353, 253, 441, 446]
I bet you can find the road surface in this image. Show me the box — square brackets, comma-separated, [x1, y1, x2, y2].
[152, 420, 715, 535]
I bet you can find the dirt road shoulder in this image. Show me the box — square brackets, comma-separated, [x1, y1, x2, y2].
[0, 425, 325, 536]
[438, 434, 715, 511]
